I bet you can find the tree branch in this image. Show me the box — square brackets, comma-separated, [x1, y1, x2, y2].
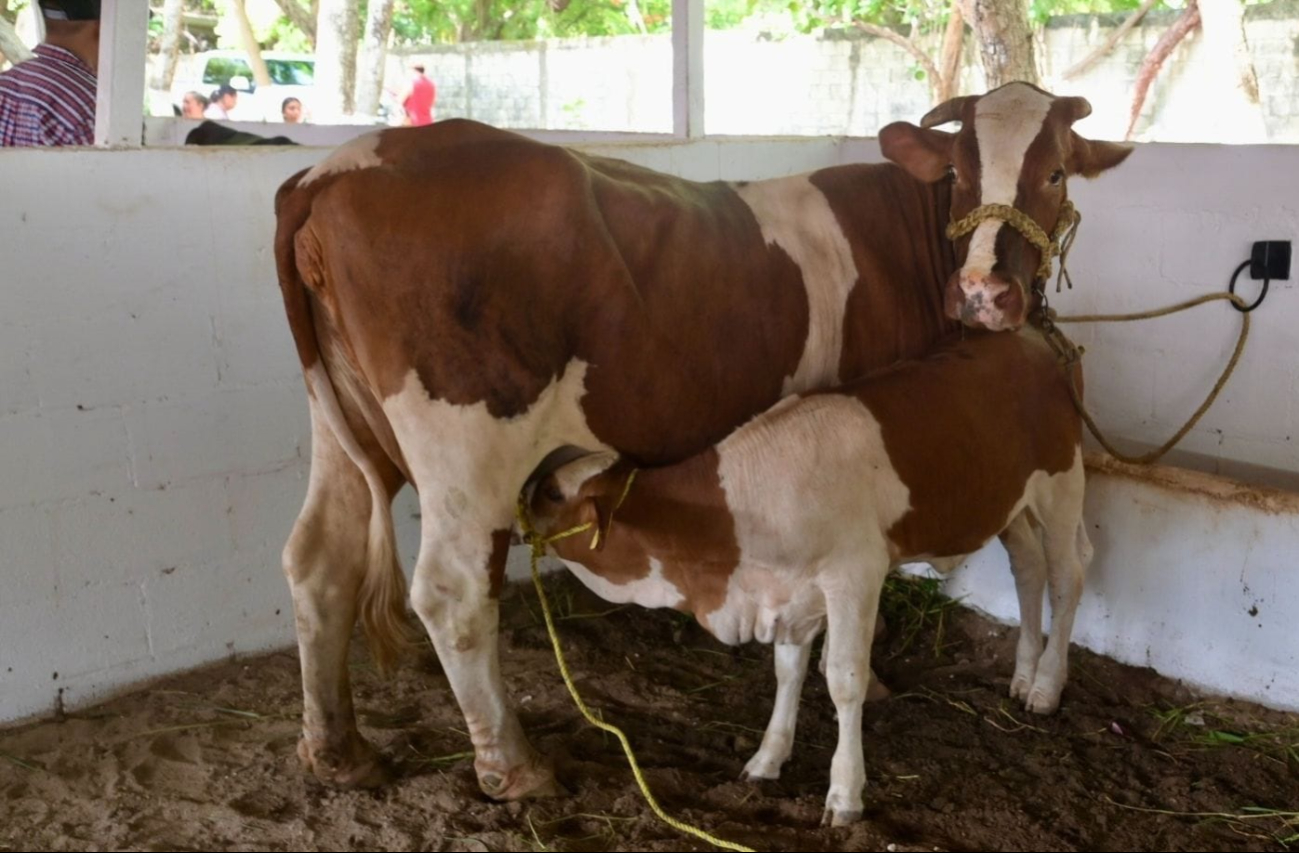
[852, 19, 943, 101]
[272, 0, 316, 44]
[1126, 0, 1201, 140]
[1063, 0, 1158, 81]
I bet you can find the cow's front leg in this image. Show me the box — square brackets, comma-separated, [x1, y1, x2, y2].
[411, 510, 560, 801]
[743, 641, 811, 780]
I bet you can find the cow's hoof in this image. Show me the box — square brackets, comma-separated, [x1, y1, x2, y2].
[298, 732, 391, 789]
[477, 759, 568, 801]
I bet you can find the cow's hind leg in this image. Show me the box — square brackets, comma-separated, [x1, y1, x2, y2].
[409, 487, 561, 801]
[283, 402, 401, 788]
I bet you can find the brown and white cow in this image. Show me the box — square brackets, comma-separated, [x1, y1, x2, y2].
[272, 82, 1130, 799]
[527, 326, 1091, 825]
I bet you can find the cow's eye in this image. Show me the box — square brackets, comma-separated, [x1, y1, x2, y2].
[1049, 169, 1065, 186]
[946, 164, 958, 182]
[543, 484, 564, 503]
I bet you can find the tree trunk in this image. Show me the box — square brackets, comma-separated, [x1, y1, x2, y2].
[315, 0, 359, 118]
[937, 3, 965, 102]
[273, 0, 316, 46]
[152, 0, 185, 90]
[968, 0, 1038, 87]
[0, 14, 32, 68]
[354, 0, 394, 118]
[227, 0, 272, 87]
[1198, 0, 1261, 102]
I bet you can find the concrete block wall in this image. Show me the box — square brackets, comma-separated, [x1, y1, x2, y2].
[0, 148, 326, 722]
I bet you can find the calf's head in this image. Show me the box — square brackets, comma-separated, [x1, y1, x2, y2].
[880, 82, 1133, 331]
[526, 451, 626, 554]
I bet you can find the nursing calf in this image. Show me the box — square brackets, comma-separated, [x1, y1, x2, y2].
[528, 328, 1091, 826]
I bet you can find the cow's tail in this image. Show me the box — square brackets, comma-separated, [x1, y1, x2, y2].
[274, 171, 412, 675]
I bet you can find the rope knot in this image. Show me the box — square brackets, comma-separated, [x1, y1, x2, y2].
[947, 200, 1079, 288]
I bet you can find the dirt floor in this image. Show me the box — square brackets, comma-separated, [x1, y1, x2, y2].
[2, 574, 1296, 853]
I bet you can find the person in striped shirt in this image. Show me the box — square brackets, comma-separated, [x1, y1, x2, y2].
[0, 0, 100, 147]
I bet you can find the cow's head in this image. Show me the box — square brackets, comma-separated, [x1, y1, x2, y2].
[525, 451, 626, 554]
[880, 82, 1133, 331]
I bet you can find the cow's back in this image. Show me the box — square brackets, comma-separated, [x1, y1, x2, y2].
[277, 120, 958, 466]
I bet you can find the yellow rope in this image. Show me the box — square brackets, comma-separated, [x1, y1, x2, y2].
[1044, 291, 1251, 466]
[515, 482, 755, 853]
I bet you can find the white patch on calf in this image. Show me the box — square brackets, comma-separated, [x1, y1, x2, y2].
[708, 395, 912, 645]
[300, 131, 385, 187]
[736, 178, 858, 395]
[963, 84, 1054, 279]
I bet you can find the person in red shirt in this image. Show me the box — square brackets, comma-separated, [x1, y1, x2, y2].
[399, 63, 435, 127]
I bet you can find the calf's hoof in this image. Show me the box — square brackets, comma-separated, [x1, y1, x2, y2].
[1024, 682, 1063, 716]
[741, 754, 784, 782]
[1009, 670, 1035, 704]
[820, 807, 864, 827]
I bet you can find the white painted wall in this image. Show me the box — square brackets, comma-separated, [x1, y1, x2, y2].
[925, 454, 1299, 712]
[1, 137, 1296, 724]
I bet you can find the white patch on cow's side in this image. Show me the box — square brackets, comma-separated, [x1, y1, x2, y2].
[707, 395, 911, 646]
[300, 131, 385, 187]
[383, 360, 607, 539]
[963, 84, 1054, 279]
[558, 556, 686, 611]
[736, 177, 859, 395]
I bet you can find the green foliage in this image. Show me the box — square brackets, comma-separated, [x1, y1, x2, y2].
[391, 0, 673, 45]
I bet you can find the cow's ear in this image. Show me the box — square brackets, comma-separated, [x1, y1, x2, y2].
[1069, 132, 1134, 178]
[582, 497, 611, 552]
[880, 122, 955, 183]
